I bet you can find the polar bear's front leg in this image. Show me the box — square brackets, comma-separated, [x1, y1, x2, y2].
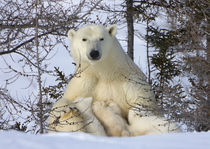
[93, 101, 130, 136]
[63, 74, 97, 102]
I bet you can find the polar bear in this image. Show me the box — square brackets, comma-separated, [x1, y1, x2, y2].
[49, 24, 175, 136]
[64, 24, 156, 116]
[49, 97, 106, 136]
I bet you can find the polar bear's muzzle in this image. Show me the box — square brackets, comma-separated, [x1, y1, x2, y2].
[88, 49, 101, 61]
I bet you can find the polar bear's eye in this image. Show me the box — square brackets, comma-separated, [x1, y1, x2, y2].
[100, 38, 104, 41]
[82, 38, 87, 41]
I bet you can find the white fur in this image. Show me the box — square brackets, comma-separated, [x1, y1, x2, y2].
[128, 109, 180, 136]
[49, 24, 176, 136]
[64, 24, 155, 117]
[93, 101, 129, 136]
[93, 101, 180, 136]
[48, 98, 85, 132]
[74, 97, 106, 136]
[49, 97, 106, 136]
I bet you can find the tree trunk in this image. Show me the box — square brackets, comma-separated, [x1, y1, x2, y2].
[35, 0, 44, 134]
[126, 0, 134, 60]
[207, 8, 210, 93]
[206, 8, 210, 130]
[146, 20, 151, 84]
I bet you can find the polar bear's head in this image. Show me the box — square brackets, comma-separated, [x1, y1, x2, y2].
[68, 25, 117, 64]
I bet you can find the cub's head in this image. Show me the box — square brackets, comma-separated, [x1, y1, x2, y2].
[68, 25, 117, 64]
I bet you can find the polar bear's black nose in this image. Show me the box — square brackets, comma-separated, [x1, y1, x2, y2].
[89, 50, 100, 60]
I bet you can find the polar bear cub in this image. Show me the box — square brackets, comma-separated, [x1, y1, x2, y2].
[74, 97, 106, 136]
[93, 101, 180, 136]
[93, 101, 130, 136]
[49, 97, 106, 136]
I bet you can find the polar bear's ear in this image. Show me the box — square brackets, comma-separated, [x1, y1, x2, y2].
[106, 25, 117, 37]
[68, 29, 76, 40]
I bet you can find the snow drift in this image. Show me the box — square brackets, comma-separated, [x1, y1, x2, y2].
[0, 131, 210, 149]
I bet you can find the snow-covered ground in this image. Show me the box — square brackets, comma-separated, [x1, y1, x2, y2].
[1, 131, 210, 149]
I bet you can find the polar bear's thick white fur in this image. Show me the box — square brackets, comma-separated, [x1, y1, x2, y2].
[93, 101, 179, 136]
[64, 24, 155, 116]
[49, 97, 106, 136]
[49, 98, 85, 132]
[128, 109, 179, 136]
[74, 97, 106, 136]
[49, 24, 178, 136]
[93, 101, 130, 136]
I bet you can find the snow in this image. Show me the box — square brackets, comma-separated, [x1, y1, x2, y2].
[1, 131, 210, 149]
